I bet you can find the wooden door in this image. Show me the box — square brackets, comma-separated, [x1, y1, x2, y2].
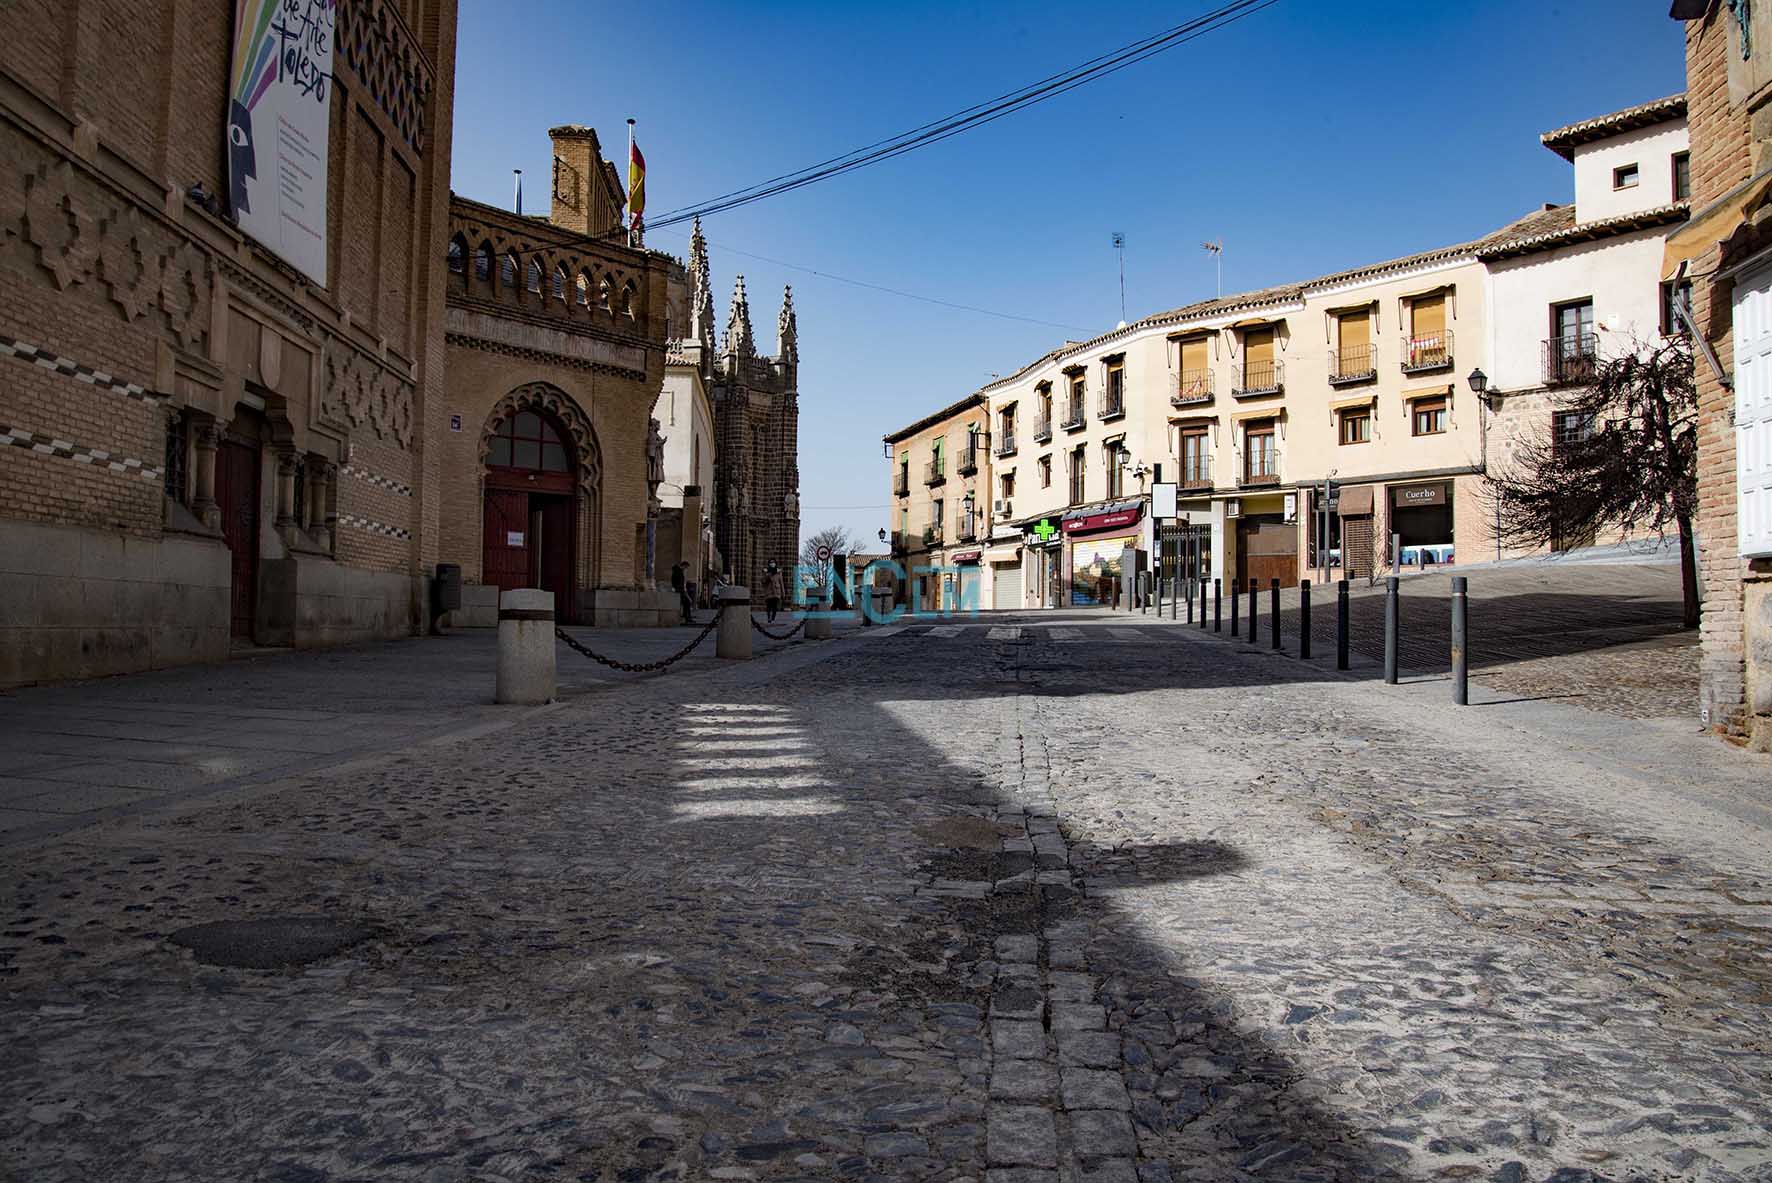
[482, 488, 531, 592]
[1236, 515, 1298, 589]
[536, 494, 575, 620]
[215, 440, 259, 638]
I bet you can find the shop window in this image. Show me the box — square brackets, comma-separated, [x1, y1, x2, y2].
[1412, 397, 1447, 436]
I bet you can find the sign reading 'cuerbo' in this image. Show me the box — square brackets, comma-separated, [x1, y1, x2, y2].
[1394, 484, 1448, 507]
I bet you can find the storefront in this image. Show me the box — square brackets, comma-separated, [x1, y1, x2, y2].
[1391, 481, 1455, 566]
[1337, 484, 1376, 579]
[1020, 516, 1066, 608]
[949, 549, 983, 609]
[1061, 501, 1144, 607]
[984, 541, 1021, 611]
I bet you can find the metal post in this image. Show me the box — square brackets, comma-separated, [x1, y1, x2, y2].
[1336, 579, 1349, 671]
[1185, 570, 1193, 623]
[1230, 580, 1239, 637]
[1451, 575, 1468, 706]
[1383, 576, 1399, 685]
[1299, 579, 1311, 659]
[1248, 580, 1258, 646]
[1270, 578, 1280, 651]
[1213, 578, 1221, 632]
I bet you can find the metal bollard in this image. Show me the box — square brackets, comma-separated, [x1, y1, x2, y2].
[716, 586, 753, 659]
[1336, 579, 1349, 671]
[1248, 580, 1259, 646]
[1383, 576, 1399, 685]
[1230, 580, 1240, 637]
[1186, 576, 1194, 624]
[1213, 578, 1221, 632]
[1451, 575, 1468, 705]
[1299, 579, 1311, 660]
[495, 588, 556, 704]
[1270, 578, 1281, 651]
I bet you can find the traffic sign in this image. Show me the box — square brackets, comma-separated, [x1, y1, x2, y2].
[815, 544, 833, 563]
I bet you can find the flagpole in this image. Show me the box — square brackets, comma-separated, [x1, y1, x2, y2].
[627, 118, 636, 248]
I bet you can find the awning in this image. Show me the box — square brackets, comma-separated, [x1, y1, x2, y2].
[1663, 169, 1772, 278]
[1167, 412, 1217, 426]
[1328, 393, 1377, 412]
[1061, 498, 1145, 535]
[1165, 327, 1216, 340]
[948, 549, 982, 564]
[1230, 406, 1286, 423]
[1403, 384, 1452, 402]
[1323, 298, 1378, 316]
[1337, 484, 1374, 515]
[1395, 282, 1452, 302]
[1228, 316, 1277, 329]
[984, 543, 1021, 563]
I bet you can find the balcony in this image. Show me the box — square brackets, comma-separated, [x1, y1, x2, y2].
[924, 459, 945, 487]
[1098, 389, 1126, 422]
[922, 524, 943, 546]
[994, 432, 1018, 457]
[1544, 333, 1598, 386]
[893, 470, 909, 497]
[1179, 455, 1213, 491]
[1231, 360, 1283, 398]
[1239, 447, 1280, 488]
[1171, 369, 1213, 407]
[1401, 330, 1453, 374]
[1328, 344, 1376, 385]
[957, 445, 979, 476]
[1033, 415, 1053, 443]
[1060, 403, 1086, 431]
[1067, 482, 1086, 506]
[957, 516, 978, 543]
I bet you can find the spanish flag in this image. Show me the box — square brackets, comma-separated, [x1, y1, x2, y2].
[627, 122, 645, 235]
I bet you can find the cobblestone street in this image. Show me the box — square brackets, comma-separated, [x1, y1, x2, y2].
[3, 615, 1770, 1182]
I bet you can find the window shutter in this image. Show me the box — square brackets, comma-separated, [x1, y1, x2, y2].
[1735, 266, 1772, 557]
[1180, 337, 1208, 373]
[1338, 312, 1370, 350]
[1412, 294, 1446, 337]
[1244, 329, 1275, 368]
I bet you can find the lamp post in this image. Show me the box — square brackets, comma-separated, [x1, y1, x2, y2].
[1467, 368, 1501, 562]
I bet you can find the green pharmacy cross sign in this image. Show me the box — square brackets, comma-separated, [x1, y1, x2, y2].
[1032, 518, 1059, 543]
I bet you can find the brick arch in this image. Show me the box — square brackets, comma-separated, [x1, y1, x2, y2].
[479, 382, 602, 492]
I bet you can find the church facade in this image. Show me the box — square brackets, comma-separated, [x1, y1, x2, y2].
[711, 268, 801, 589]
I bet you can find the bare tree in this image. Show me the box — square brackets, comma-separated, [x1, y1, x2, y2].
[799, 525, 859, 578]
[1483, 336, 1699, 627]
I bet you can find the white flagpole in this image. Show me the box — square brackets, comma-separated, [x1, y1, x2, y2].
[626, 118, 636, 248]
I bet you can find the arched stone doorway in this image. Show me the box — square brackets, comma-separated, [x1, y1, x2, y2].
[480, 385, 602, 623]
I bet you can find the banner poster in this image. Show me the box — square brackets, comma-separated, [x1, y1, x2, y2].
[1069, 534, 1137, 607]
[228, 0, 337, 286]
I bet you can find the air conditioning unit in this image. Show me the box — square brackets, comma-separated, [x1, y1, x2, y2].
[995, 499, 1011, 518]
[1225, 498, 1242, 519]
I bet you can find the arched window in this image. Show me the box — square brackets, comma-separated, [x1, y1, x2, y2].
[499, 252, 518, 291]
[446, 238, 465, 273]
[474, 243, 492, 283]
[621, 281, 637, 319]
[597, 277, 612, 312]
[526, 258, 543, 294]
[575, 273, 591, 308]
[488, 409, 571, 473]
[552, 264, 568, 303]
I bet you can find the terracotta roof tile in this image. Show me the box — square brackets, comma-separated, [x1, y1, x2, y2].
[1540, 94, 1687, 160]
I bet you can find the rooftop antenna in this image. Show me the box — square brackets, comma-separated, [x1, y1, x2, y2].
[513, 169, 523, 216]
[1201, 239, 1222, 298]
[1112, 232, 1126, 325]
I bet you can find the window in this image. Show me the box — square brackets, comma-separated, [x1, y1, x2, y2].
[1103, 362, 1125, 416]
[1243, 425, 1277, 483]
[1613, 163, 1640, 190]
[1179, 427, 1209, 487]
[489, 410, 572, 471]
[1333, 310, 1373, 381]
[1405, 293, 1450, 370]
[1068, 444, 1087, 503]
[932, 438, 943, 468]
[1412, 397, 1447, 436]
[1065, 374, 1086, 426]
[1177, 335, 1211, 401]
[1241, 328, 1278, 391]
[1339, 407, 1372, 444]
[931, 498, 944, 531]
[1105, 442, 1124, 498]
[1039, 389, 1053, 426]
[1039, 455, 1052, 487]
[1553, 409, 1596, 453]
[447, 239, 465, 273]
[526, 258, 544, 293]
[1661, 279, 1693, 336]
[1673, 151, 1691, 201]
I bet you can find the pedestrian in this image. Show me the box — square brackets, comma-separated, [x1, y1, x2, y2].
[764, 562, 785, 623]
[670, 561, 692, 625]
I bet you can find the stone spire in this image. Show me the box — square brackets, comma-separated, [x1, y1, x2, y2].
[776, 285, 798, 364]
[725, 274, 755, 358]
[688, 217, 716, 352]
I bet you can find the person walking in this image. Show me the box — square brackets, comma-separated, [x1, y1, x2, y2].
[670, 561, 692, 625]
[764, 563, 785, 623]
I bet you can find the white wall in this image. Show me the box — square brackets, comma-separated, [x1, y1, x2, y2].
[1485, 227, 1674, 393]
[1572, 121, 1688, 224]
[654, 368, 714, 508]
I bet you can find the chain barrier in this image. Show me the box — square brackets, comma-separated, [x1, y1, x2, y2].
[751, 615, 807, 641]
[554, 610, 722, 674]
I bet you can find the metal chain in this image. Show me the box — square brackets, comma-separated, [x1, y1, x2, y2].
[554, 611, 722, 674]
[751, 616, 807, 641]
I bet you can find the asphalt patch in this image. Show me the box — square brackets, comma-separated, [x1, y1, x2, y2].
[168, 916, 378, 969]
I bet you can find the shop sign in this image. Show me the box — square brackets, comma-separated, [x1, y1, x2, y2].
[1062, 508, 1141, 534]
[1283, 493, 1297, 522]
[1393, 484, 1448, 507]
[949, 550, 982, 563]
[1028, 518, 1061, 546]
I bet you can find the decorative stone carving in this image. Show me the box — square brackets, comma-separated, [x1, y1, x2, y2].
[22, 160, 97, 291]
[321, 343, 415, 447]
[479, 382, 603, 492]
[97, 206, 162, 321]
[338, 0, 435, 153]
[160, 241, 210, 348]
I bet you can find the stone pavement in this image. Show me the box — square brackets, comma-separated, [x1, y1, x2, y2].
[0, 610, 860, 847]
[2, 614, 1769, 1181]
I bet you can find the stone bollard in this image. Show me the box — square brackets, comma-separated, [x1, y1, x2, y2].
[495, 588, 555, 705]
[805, 598, 834, 640]
[716, 585, 752, 659]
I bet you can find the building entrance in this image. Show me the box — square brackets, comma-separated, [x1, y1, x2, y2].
[482, 409, 580, 621]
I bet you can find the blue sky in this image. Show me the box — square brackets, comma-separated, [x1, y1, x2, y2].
[452, 0, 1686, 547]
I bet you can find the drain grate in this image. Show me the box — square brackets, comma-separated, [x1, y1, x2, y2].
[168, 916, 377, 969]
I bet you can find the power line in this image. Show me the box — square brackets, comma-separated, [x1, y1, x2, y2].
[650, 0, 1280, 229]
[654, 225, 1093, 333]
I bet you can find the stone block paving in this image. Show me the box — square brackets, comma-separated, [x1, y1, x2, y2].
[1, 598, 1769, 1181]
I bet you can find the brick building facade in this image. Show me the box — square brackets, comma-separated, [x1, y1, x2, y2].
[0, 0, 457, 686]
[711, 273, 800, 590]
[1668, 1, 1772, 748]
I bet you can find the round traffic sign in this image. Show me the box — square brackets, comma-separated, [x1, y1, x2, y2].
[815, 544, 832, 562]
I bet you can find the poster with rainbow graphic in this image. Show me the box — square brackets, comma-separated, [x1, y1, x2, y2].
[227, 0, 336, 287]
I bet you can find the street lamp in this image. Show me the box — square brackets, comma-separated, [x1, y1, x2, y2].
[1467, 367, 1500, 412]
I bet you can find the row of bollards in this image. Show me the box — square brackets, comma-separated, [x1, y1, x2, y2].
[1190, 573, 1469, 704]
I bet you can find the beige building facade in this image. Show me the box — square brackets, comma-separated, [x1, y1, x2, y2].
[883, 394, 989, 611]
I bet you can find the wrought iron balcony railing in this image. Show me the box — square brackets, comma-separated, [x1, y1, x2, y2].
[894, 470, 909, 497]
[925, 459, 945, 486]
[957, 445, 979, 476]
[1544, 333, 1598, 386]
[1171, 369, 1213, 406]
[922, 524, 943, 546]
[1033, 416, 1053, 443]
[1060, 403, 1086, 430]
[1328, 344, 1376, 385]
[1401, 330, 1453, 373]
[957, 517, 978, 542]
[1098, 389, 1126, 421]
[1179, 456, 1213, 491]
[1231, 360, 1283, 398]
[994, 433, 1017, 457]
[1240, 447, 1280, 488]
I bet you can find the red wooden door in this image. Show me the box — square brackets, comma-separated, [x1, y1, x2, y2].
[215, 440, 260, 638]
[536, 494, 574, 619]
[482, 488, 531, 592]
